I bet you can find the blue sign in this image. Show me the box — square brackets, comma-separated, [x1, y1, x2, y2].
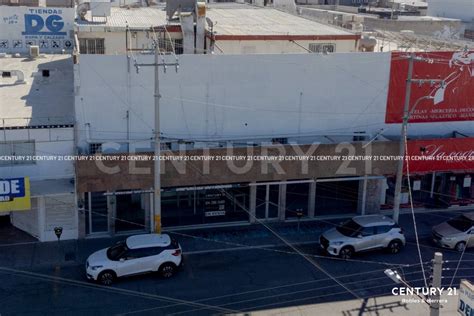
[22, 9, 66, 36]
[0, 178, 26, 199]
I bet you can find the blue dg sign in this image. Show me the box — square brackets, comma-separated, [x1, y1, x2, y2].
[22, 9, 66, 36]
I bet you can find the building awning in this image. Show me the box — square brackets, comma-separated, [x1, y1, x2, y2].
[406, 137, 474, 174]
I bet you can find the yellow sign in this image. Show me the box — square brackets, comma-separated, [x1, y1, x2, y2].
[0, 177, 31, 212]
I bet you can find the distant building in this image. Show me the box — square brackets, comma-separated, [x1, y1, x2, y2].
[428, 0, 473, 22]
[75, 3, 360, 55]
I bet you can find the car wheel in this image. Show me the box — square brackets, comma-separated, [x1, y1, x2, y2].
[339, 246, 353, 260]
[98, 270, 116, 286]
[455, 242, 466, 252]
[388, 240, 403, 254]
[159, 263, 176, 279]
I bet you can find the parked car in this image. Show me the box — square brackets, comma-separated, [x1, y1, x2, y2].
[432, 212, 474, 252]
[86, 234, 182, 285]
[319, 215, 405, 259]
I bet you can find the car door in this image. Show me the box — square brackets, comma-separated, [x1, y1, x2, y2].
[373, 225, 393, 248]
[354, 226, 377, 252]
[139, 247, 164, 272]
[115, 249, 146, 277]
[467, 227, 474, 248]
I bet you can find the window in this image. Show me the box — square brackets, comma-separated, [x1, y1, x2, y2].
[89, 143, 102, 155]
[2, 71, 11, 78]
[360, 226, 375, 237]
[79, 38, 105, 54]
[0, 141, 35, 166]
[375, 225, 393, 234]
[309, 43, 336, 53]
[157, 38, 183, 55]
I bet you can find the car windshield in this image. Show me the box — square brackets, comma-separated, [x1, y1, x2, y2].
[336, 219, 362, 237]
[447, 215, 474, 232]
[106, 241, 128, 261]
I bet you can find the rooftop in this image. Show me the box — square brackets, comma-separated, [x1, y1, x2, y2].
[126, 234, 171, 249]
[206, 4, 356, 37]
[0, 54, 74, 128]
[75, 4, 356, 38]
[76, 6, 169, 31]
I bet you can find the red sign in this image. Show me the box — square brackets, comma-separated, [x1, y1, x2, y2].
[406, 138, 474, 173]
[386, 51, 474, 123]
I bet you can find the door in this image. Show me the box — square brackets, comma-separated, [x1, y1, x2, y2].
[355, 226, 377, 252]
[86, 192, 109, 235]
[467, 228, 474, 248]
[115, 249, 147, 277]
[256, 185, 279, 220]
[373, 225, 393, 248]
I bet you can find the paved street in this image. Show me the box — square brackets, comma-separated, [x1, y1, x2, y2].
[1, 209, 473, 315]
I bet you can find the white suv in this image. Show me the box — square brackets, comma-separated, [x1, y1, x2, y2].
[86, 234, 182, 285]
[320, 215, 406, 259]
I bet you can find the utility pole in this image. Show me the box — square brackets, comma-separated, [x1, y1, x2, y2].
[134, 39, 179, 234]
[392, 52, 414, 224]
[392, 53, 444, 223]
[430, 252, 443, 316]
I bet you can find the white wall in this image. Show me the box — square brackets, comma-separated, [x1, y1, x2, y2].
[0, 128, 75, 181]
[75, 53, 474, 152]
[213, 39, 357, 54]
[428, 0, 474, 22]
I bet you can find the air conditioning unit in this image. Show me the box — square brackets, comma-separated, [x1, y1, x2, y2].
[29, 45, 40, 58]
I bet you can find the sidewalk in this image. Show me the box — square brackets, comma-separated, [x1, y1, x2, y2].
[0, 210, 462, 270]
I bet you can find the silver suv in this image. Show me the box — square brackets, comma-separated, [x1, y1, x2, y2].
[432, 212, 474, 252]
[320, 215, 406, 259]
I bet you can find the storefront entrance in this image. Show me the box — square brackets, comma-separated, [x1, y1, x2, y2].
[255, 184, 279, 220]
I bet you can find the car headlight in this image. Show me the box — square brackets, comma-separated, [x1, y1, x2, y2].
[91, 265, 103, 271]
[331, 241, 344, 246]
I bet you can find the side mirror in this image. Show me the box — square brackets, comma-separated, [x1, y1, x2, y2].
[119, 258, 125, 262]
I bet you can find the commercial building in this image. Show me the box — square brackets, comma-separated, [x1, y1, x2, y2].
[73, 51, 474, 237]
[0, 53, 77, 242]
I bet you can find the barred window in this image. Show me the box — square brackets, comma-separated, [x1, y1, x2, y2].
[0, 141, 35, 166]
[89, 143, 102, 155]
[79, 38, 105, 54]
[156, 38, 183, 55]
[308, 43, 336, 53]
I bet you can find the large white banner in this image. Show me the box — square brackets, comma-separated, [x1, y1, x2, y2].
[0, 6, 74, 53]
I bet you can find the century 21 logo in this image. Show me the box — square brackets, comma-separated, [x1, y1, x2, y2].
[22, 9, 66, 36]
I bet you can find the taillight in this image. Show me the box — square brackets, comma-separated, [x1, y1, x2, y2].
[172, 249, 181, 256]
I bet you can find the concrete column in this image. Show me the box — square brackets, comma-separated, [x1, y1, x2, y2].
[249, 184, 257, 223]
[308, 181, 316, 218]
[107, 194, 115, 236]
[279, 183, 287, 221]
[365, 179, 383, 214]
[77, 192, 86, 239]
[38, 196, 46, 242]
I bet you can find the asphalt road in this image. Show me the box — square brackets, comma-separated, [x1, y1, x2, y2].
[1, 230, 474, 316]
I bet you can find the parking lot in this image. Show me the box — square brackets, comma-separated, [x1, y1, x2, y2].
[0, 209, 473, 315]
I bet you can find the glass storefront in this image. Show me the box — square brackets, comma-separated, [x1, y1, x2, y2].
[315, 180, 360, 216]
[115, 192, 147, 232]
[286, 183, 310, 218]
[256, 184, 279, 220]
[161, 185, 250, 227]
[85, 191, 108, 235]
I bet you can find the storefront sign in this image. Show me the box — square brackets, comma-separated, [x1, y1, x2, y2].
[0, 177, 31, 212]
[406, 138, 474, 173]
[458, 280, 474, 316]
[0, 7, 74, 53]
[205, 211, 226, 217]
[386, 51, 474, 123]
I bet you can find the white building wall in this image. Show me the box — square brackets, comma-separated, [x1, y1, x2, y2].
[0, 128, 75, 181]
[77, 31, 182, 55]
[75, 53, 474, 152]
[213, 39, 357, 54]
[428, 0, 474, 22]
